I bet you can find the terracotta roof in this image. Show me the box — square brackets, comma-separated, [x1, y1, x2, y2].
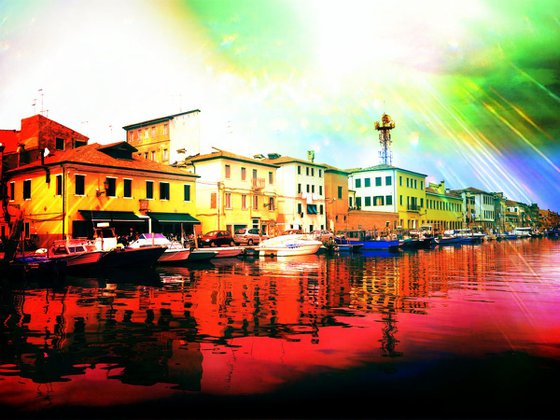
[262, 155, 327, 167]
[7, 142, 197, 178]
[186, 148, 280, 168]
[122, 109, 200, 130]
[346, 164, 427, 177]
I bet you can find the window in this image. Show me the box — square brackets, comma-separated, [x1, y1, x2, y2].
[9, 182, 14, 200]
[399, 195, 403, 206]
[386, 176, 392, 186]
[338, 186, 342, 199]
[386, 195, 393, 205]
[307, 204, 318, 214]
[225, 192, 232, 208]
[374, 196, 385, 206]
[365, 178, 371, 187]
[241, 167, 247, 181]
[311, 168, 314, 176]
[399, 176, 402, 186]
[75, 175, 85, 195]
[210, 192, 217, 208]
[23, 179, 31, 200]
[163, 124, 168, 135]
[184, 184, 191, 201]
[241, 194, 247, 209]
[123, 179, 132, 198]
[356, 197, 362, 208]
[159, 182, 170, 200]
[298, 184, 302, 194]
[319, 205, 323, 214]
[355, 179, 361, 188]
[349, 197, 353, 207]
[56, 175, 62, 196]
[375, 177, 381, 186]
[162, 149, 168, 161]
[306, 167, 309, 176]
[268, 197, 275, 210]
[252, 169, 257, 179]
[297, 203, 302, 214]
[151, 151, 155, 161]
[253, 195, 258, 210]
[225, 164, 231, 179]
[102, 177, 115, 197]
[311, 185, 315, 193]
[55, 137, 65, 150]
[319, 185, 323, 195]
[306, 184, 310, 193]
[146, 181, 154, 199]
[364, 197, 371, 206]
[319, 169, 322, 177]
[297, 165, 301, 175]
[268, 171, 273, 184]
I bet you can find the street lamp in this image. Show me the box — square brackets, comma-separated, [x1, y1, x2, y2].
[96, 179, 110, 197]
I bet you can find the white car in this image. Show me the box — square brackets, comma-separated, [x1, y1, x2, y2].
[234, 228, 269, 246]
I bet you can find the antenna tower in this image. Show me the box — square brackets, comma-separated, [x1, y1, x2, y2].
[374, 113, 396, 165]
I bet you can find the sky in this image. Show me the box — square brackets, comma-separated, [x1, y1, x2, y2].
[1, 0, 559, 211]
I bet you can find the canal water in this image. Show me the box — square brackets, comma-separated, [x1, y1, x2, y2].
[1, 238, 559, 419]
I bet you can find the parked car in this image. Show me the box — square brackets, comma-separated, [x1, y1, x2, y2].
[199, 230, 236, 247]
[234, 228, 269, 245]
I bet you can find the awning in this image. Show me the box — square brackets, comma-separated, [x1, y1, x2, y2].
[147, 212, 201, 224]
[79, 210, 145, 222]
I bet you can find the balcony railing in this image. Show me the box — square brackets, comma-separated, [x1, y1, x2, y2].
[252, 178, 265, 190]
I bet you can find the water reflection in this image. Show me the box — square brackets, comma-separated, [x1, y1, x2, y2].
[1, 239, 559, 418]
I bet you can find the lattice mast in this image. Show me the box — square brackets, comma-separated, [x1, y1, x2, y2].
[374, 113, 396, 165]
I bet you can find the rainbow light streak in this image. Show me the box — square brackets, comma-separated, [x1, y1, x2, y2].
[1, 0, 559, 210]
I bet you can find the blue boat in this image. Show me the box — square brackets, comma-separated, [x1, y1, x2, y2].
[335, 230, 400, 252]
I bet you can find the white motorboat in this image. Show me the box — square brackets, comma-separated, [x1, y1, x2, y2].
[258, 234, 323, 257]
[127, 233, 192, 264]
[47, 239, 105, 272]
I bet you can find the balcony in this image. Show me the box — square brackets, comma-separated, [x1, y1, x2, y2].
[407, 204, 421, 212]
[252, 178, 265, 191]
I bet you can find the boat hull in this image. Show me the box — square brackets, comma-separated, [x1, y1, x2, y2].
[157, 248, 192, 264]
[101, 246, 166, 269]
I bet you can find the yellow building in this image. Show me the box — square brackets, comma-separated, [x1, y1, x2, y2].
[5, 142, 200, 248]
[123, 110, 201, 166]
[179, 148, 279, 236]
[424, 181, 463, 232]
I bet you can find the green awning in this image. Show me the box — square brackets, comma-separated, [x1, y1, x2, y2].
[79, 210, 144, 222]
[148, 212, 200, 224]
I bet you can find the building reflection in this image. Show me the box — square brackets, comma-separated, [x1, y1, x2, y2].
[0, 239, 557, 409]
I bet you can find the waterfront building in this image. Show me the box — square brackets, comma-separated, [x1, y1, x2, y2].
[4, 141, 200, 248]
[0, 114, 89, 240]
[123, 109, 201, 166]
[179, 148, 279, 236]
[346, 164, 424, 231]
[261, 152, 328, 234]
[424, 181, 464, 232]
[323, 164, 350, 232]
[450, 187, 496, 231]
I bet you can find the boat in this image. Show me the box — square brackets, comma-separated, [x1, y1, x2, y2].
[454, 229, 485, 244]
[127, 233, 192, 264]
[92, 223, 166, 269]
[336, 230, 400, 251]
[434, 230, 463, 246]
[258, 234, 323, 257]
[399, 237, 434, 250]
[334, 235, 364, 252]
[187, 248, 218, 262]
[209, 246, 244, 258]
[513, 227, 532, 238]
[47, 239, 105, 272]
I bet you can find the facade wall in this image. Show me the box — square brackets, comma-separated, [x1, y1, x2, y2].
[424, 192, 463, 232]
[6, 164, 197, 247]
[274, 161, 327, 233]
[394, 169, 427, 230]
[192, 157, 278, 235]
[324, 170, 349, 232]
